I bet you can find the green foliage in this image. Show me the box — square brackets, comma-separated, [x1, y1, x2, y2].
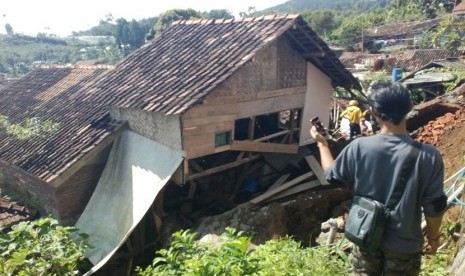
[137, 228, 350, 276]
[302, 10, 339, 38]
[0, 115, 60, 140]
[137, 228, 259, 276]
[0, 217, 90, 275]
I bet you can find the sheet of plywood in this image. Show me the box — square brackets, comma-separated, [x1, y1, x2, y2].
[237, 92, 305, 119]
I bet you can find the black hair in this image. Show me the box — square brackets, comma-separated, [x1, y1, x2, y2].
[368, 82, 412, 125]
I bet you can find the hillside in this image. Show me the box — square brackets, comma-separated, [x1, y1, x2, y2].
[261, 0, 386, 13]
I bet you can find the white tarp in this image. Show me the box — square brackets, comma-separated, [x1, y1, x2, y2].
[74, 130, 183, 275]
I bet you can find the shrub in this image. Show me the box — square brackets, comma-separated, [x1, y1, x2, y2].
[0, 217, 90, 275]
[136, 228, 350, 276]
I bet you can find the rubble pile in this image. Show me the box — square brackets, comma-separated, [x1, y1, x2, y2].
[416, 110, 465, 145]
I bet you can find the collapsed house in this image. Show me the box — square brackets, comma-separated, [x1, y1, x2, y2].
[0, 14, 360, 272]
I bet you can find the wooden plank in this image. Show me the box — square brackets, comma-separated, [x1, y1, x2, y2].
[230, 140, 298, 154]
[305, 155, 329, 185]
[183, 133, 214, 149]
[237, 92, 306, 118]
[189, 160, 205, 172]
[186, 155, 260, 181]
[186, 143, 215, 159]
[202, 94, 256, 105]
[256, 86, 306, 99]
[254, 129, 289, 142]
[250, 171, 314, 204]
[264, 180, 321, 203]
[184, 103, 237, 119]
[266, 173, 291, 191]
[183, 121, 234, 136]
[183, 115, 236, 128]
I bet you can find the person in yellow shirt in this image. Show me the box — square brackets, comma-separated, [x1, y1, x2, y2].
[340, 100, 363, 139]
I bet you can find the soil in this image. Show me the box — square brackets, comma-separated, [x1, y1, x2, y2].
[433, 110, 465, 222]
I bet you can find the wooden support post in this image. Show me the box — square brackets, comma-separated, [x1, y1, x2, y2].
[188, 180, 198, 198]
[248, 116, 256, 140]
[305, 155, 329, 185]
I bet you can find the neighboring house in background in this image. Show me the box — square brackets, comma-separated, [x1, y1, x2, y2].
[0, 65, 122, 223]
[339, 49, 465, 75]
[401, 58, 465, 100]
[363, 19, 440, 49]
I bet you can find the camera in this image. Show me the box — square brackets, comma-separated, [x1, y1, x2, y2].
[310, 116, 326, 136]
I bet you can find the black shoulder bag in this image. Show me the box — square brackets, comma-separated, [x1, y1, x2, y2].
[344, 141, 422, 251]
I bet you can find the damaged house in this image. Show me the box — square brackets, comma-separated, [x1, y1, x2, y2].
[0, 14, 359, 271]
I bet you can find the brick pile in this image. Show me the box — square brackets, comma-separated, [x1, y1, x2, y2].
[416, 109, 465, 145]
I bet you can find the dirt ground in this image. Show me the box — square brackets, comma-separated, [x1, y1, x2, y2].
[433, 110, 465, 222]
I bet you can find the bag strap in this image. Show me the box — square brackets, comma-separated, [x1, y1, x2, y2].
[385, 141, 422, 210]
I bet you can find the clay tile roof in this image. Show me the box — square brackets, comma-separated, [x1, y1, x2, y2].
[364, 19, 440, 40]
[80, 14, 359, 115]
[0, 197, 36, 229]
[395, 49, 465, 72]
[453, 2, 465, 14]
[0, 65, 121, 183]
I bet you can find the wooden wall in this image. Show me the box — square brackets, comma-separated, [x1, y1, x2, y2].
[182, 37, 310, 159]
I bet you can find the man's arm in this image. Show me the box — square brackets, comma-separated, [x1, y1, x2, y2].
[310, 126, 334, 171]
[424, 215, 443, 254]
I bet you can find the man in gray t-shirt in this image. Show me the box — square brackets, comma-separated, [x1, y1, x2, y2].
[311, 83, 447, 275]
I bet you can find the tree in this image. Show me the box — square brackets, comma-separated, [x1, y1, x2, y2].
[205, 9, 234, 19]
[302, 11, 339, 38]
[148, 9, 202, 40]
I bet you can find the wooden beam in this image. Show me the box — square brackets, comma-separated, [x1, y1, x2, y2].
[266, 173, 291, 191]
[186, 155, 260, 181]
[188, 180, 198, 198]
[264, 180, 321, 203]
[256, 86, 306, 99]
[254, 129, 289, 142]
[248, 116, 255, 140]
[250, 171, 314, 204]
[305, 155, 329, 185]
[189, 160, 205, 173]
[231, 140, 298, 154]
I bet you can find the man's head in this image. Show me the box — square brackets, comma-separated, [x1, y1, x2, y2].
[368, 82, 412, 125]
[349, 100, 358, 106]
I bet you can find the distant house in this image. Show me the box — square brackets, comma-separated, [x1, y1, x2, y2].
[339, 49, 465, 74]
[401, 58, 465, 100]
[364, 19, 440, 49]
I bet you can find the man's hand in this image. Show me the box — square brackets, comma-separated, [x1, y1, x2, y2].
[424, 236, 440, 254]
[310, 125, 328, 146]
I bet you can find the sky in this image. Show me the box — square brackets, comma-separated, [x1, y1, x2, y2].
[1, 0, 287, 37]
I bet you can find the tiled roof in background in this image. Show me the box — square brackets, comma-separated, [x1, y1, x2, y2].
[364, 19, 440, 40]
[80, 15, 359, 115]
[0, 197, 36, 229]
[396, 49, 465, 72]
[0, 66, 121, 183]
[339, 52, 386, 68]
[453, 1, 465, 14]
